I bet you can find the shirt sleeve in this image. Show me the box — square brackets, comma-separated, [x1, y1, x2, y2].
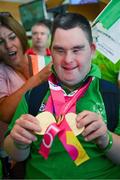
[0, 64, 9, 98]
[5, 94, 29, 136]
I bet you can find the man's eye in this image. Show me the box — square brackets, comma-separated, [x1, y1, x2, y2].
[57, 49, 64, 53]
[54, 48, 64, 54]
[32, 32, 37, 35]
[73, 49, 80, 54]
[41, 32, 46, 35]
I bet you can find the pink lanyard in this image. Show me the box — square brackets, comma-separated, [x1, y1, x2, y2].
[39, 74, 92, 165]
[46, 74, 92, 118]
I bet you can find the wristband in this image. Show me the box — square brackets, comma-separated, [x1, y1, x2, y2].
[100, 131, 113, 153]
[14, 141, 30, 150]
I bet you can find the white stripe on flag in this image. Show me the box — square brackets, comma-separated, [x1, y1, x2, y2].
[38, 55, 45, 71]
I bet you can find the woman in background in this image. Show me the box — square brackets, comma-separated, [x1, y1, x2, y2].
[0, 12, 51, 123]
[0, 12, 51, 178]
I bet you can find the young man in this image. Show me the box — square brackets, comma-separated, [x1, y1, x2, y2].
[4, 13, 120, 179]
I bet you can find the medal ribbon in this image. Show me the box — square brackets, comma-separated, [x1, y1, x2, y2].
[38, 122, 60, 159]
[39, 74, 92, 165]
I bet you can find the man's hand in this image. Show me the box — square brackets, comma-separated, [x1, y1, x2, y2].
[10, 114, 41, 145]
[76, 110, 109, 148]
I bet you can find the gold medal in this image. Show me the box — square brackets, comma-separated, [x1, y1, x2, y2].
[35, 112, 84, 136]
[35, 111, 55, 135]
[65, 113, 84, 136]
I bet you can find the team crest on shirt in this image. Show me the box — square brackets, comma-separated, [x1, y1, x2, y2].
[38, 103, 46, 112]
[93, 102, 107, 123]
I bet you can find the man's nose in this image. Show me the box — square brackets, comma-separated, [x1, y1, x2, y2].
[37, 33, 42, 39]
[64, 51, 74, 63]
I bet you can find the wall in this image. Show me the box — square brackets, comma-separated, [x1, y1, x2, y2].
[0, 1, 21, 21]
[0, 0, 109, 23]
[46, 1, 108, 21]
[68, 3, 102, 21]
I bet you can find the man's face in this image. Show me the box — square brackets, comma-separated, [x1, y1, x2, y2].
[32, 24, 50, 49]
[51, 27, 96, 88]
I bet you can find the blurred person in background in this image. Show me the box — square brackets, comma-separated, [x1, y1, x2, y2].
[26, 20, 52, 71]
[0, 13, 51, 123]
[26, 19, 51, 56]
[92, 50, 120, 87]
[0, 12, 51, 178]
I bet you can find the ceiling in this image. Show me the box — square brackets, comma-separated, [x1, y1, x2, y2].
[0, 0, 32, 3]
[0, 0, 50, 4]
[0, 0, 110, 23]
[0, 0, 110, 3]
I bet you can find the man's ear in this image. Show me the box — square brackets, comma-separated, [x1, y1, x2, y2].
[90, 43, 96, 58]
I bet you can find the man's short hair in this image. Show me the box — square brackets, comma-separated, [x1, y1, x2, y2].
[51, 13, 93, 45]
[32, 19, 52, 32]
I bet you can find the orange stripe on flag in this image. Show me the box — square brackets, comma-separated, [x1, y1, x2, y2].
[31, 55, 39, 75]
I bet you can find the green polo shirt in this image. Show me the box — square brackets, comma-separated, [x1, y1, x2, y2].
[92, 50, 120, 84]
[6, 64, 120, 179]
